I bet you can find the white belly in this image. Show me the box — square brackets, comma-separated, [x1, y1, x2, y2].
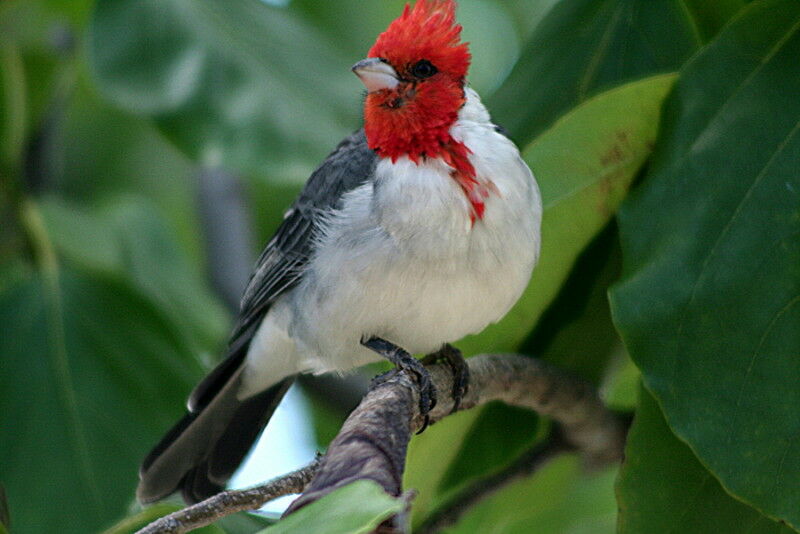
[241, 90, 542, 397]
[288, 131, 541, 373]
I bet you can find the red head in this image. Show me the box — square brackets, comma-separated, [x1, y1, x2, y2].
[353, 0, 471, 163]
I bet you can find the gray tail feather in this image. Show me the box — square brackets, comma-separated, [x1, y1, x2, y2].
[137, 369, 294, 504]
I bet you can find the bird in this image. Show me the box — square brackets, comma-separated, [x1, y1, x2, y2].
[137, 0, 542, 505]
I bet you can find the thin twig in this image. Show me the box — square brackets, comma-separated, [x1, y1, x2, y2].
[135, 458, 321, 534]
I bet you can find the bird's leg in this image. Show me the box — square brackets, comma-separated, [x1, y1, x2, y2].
[361, 336, 437, 431]
[421, 344, 469, 414]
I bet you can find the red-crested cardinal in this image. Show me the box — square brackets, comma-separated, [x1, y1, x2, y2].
[138, 0, 541, 504]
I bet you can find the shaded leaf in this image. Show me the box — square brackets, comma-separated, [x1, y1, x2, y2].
[0, 485, 9, 534]
[489, 0, 699, 145]
[39, 195, 229, 355]
[683, 0, 746, 42]
[610, 0, 800, 528]
[444, 456, 616, 534]
[405, 410, 483, 524]
[438, 403, 540, 494]
[0, 42, 26, 171]
[618, 389, 795, 533]
[459, 73, 677, 356]
[88, 0, 358, 183]
[257, 481, 403, 534]
[0, 265, 202, 533]
[217, 512, 276, 534]
[521, 223, 622, 382]
[59, 82, 201, 262]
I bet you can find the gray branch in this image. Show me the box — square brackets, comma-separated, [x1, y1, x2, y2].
[137, 354, 627, 533]
[135, 459, 321, 534]
[285, 354, 626, 519]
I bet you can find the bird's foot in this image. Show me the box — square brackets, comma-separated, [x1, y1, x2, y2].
[421, 344, 469, 414]
[362, 336, 437, 433]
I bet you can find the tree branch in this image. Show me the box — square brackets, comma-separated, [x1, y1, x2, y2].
[137, 354, 627, 533]
[285, 353, 627, 517]
[134, 458, 321, 534]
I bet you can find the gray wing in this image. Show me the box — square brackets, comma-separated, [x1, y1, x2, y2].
[188, 129, 377, 410]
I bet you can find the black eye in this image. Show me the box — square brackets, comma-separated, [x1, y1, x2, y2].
[411, 60, 437, 79]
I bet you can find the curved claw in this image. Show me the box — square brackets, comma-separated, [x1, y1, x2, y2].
[361, 336, 439, 432]
[422, 344, 469, 414]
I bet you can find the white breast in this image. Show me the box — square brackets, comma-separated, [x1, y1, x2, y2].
[286, 89, 542, 373]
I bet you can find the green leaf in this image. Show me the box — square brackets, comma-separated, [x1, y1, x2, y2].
[0, 485, 9, 534]
[599, 349, 640, 411]
[0, 43, 26, 171]
[88, 0, 358, 183]
[459, 73, 677, 356]
[0, 266, 203, 533]
[610, 0, 800, 528]
[438, 403, 540, 494]
[60, 82, 201, 262]
[257, 481, 403, 534]
[489, 0, 699, 145]
[39, 195, 229, 355]
[618, 389, 795, 533]
[445, 455, 617, 534]
[521, 224, 623, 383]
[683, 0, 746, 42]
[404, 410, 483, 524]
[217, 512, 276, 534]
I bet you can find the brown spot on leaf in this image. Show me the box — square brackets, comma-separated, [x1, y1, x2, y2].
[600, 130, 632, 167]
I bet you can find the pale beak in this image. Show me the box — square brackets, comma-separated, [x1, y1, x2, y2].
[352, 58, 399, 93]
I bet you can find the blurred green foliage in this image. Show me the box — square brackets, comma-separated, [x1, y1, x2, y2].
[1, 0, 798, 533]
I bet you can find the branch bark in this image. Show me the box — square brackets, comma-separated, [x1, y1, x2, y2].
[137, 354, 627, 533]
[285, 353, 627, 517]
[134, 459, 321, 534]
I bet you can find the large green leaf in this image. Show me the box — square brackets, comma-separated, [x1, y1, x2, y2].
[0, 43, 26, 172]
[437, 403, 540, 494]
[0, 257, 202, 532]
[444, 455, 617, 534]
[618, 389, 795, 533]
[405, 409, 483, 524]
[257, 481, 403, 534]
[88, 0, 358, 183]
[489, 0, 700, 145]
[59, 81, 205, 265]
[521, 224, 623, 383]
[610, 0, 800, 528]
[683, 0, 746, 42]
[39, 195, 229, 355]
[458, 73, 676, 356]
[0, 0, 85, 165]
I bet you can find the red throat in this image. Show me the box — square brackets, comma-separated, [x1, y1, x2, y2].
[363, 0, 490, 220]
